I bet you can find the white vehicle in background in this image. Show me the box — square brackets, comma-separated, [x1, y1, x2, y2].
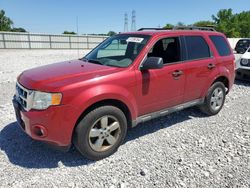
[236, 47, 250, 80]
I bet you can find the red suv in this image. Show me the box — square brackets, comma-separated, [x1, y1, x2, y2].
[13, 27, 235, 160]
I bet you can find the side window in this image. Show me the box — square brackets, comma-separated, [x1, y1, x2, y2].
[148, 37, 181, 64]
[209, 35, 231, 56]
[185, 36, 211, 60]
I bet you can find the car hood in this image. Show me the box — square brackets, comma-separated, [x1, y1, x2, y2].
[18, 60, 122, 91]
[242, 51, 250, 59]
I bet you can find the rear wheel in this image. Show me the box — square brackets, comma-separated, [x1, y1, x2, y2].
[74, 106, 127, 160]
[200, 82, 226, 116]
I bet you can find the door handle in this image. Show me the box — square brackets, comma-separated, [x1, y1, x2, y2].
[207, 63, 215, 70]
[172, 70, 183, 77]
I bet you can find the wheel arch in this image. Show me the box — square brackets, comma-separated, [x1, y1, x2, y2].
[71, 98, 133, 143]
[212, 76, 229, 94]
[201, 73, 230, 98]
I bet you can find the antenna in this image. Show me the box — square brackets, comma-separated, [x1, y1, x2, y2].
[131, 10, 136, 31]
[76, 16, 79, 58]
[124, 13, 128, 32]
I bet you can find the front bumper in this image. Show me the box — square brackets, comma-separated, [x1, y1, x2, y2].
[12, 97, 76, 150]
[235, 47, 247, 54]
[236, 68, 250, 80]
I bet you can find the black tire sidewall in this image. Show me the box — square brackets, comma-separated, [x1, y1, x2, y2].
[74, 106, 127, 160]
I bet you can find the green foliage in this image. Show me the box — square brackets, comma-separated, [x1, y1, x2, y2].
[0, 10, 13, 31]
[176, 22, 185, 27]
[63, 31, 76, 35]
[11, 27, 26, 32]
[212, 9, 250, 37]
[107, 31, 117, 36]
[236, 11, 250, 38]
[163, 23, 174, 29]
[164, 9, 250, 38]
[193, 21, 215, 27]
[212, 9, 240, 37]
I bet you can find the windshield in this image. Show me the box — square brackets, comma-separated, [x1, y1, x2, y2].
[83, 34, 151, 68]
[236, 39, 250, 47]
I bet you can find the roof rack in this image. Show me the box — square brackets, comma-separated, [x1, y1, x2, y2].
[137, 28, 167, 31]
[138, 26, 216, 32]
[173, 26, 216, 31]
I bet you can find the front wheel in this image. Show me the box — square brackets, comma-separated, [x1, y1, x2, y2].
[74, 106, 127, 160]
[200, 82, 226, 116]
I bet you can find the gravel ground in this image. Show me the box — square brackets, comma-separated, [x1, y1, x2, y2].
[0, 50, 249, 188]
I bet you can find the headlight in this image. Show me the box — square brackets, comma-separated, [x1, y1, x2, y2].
[32, 91, 62, 110]
[241, 58, 249, 65]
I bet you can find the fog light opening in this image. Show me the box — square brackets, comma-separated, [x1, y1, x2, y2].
[33, 125, 47, 138]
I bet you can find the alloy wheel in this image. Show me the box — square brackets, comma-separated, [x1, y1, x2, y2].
[88, 115, 121, 152]
[210, 87, 224, 111]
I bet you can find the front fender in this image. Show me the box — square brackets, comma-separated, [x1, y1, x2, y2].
[71, 84, 138, 122]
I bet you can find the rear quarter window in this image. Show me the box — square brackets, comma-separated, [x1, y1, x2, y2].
[209, 35, 231, 56]
[184, 36, 211, 60]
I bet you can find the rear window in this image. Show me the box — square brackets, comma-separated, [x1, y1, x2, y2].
[185, 36, 211, 60]
[210, 35, 231, 56]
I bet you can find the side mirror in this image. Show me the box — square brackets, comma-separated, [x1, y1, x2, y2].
[140, 57, 164, 70]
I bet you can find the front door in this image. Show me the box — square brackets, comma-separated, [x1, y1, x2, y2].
[135, 36, 186, 116]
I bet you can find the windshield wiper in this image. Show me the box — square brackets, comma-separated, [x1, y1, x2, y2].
[87, 59, 104, 65]
[80, 57, 88, 61]
[79, 57, 103, 65]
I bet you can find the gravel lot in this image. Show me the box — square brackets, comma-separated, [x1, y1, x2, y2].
[0, 50, 249, 188]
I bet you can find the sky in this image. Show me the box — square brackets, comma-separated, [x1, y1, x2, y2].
[0, 0, 249, 34]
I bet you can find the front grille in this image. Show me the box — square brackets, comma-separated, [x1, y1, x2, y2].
[15, 82, 33, 111]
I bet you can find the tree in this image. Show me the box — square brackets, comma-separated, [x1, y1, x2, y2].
[0, 10, 13, 31]
[163, 23, 174, 29]
[63, 31, 76, 35]
[107, 31, 117, 36]
[193, 20, 215, 27]
[235, 11, 250, 38]
[212, 9, 240, 37]
[176, 22, 185, 27]
[163, 9, 250, 37]
[11, 27, 26, 32]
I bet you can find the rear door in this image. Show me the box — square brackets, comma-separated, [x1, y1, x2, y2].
[182, 35, 218, 102]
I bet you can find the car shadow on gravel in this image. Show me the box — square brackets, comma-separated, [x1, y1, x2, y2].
[234, 79, 250, 86]
[0, 108, 205, 169]
[125, 107, 205, 143]
[0, 122, 94, 168]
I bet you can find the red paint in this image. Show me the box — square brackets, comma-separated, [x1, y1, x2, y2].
[16, 30, 235, 148]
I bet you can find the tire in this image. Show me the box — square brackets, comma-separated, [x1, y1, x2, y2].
[199, 82, 226, 116]
[73, 106, 127, 160]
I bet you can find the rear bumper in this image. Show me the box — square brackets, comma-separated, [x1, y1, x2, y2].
[12, 98, 76, 150]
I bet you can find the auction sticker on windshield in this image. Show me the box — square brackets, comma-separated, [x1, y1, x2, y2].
[126, 37, 144, 43]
